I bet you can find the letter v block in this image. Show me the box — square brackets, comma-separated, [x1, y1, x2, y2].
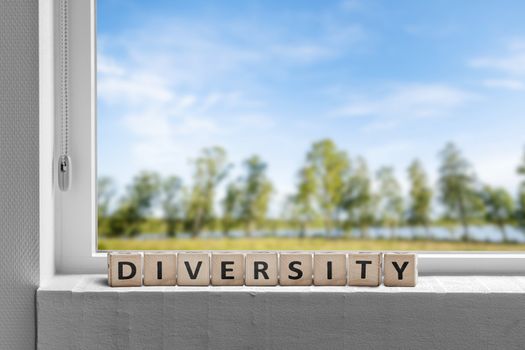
[279, 253, 313, 286]
[177, 253, 210, 286]
[108, 252, 143, 287]
[383, 253, 417, 287]
[211, 253, 245, 286]
[245, 253, 278, 286]
[313, 253, 347, 286]
[348, 253, 381, 286]
[144, 252, 177, 286]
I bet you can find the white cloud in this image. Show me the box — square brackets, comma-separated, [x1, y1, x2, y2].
[482, 79, 524, 91]
[335, 83, 473, 131]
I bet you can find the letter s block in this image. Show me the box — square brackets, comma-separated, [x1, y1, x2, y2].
[108, 252, 143, 287]
[383, 253, 417, 287]
[279, 253, 313, 286]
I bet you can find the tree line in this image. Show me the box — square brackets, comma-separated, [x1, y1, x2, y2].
[98, 139, 525, 242]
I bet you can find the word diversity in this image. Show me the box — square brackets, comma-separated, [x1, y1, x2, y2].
[108, 251, 417, 287]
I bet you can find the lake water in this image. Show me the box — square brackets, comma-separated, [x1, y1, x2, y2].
[133, 225, 525, 243]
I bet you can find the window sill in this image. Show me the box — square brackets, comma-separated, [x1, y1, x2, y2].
[37, 275, 525, 349]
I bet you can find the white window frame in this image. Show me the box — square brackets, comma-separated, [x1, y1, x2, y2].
[40, 0, 525, 275]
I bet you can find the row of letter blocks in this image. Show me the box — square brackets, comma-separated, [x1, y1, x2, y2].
[108, 252, 417, 287]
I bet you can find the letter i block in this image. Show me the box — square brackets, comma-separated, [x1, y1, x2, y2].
[177, 253, 210, 286]
[108, 252, 143, 287]
[211, 253, 245, 286]
[348, 253, 381, 286]
[245, 253, 278, 286]
[383, 253, 417, 287]
[279, 253, 313, 286]
[313, 253, 347, 286]
[143, 252, 177, 286]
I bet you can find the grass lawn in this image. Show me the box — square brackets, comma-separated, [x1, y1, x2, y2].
[99, 237, 525, 251]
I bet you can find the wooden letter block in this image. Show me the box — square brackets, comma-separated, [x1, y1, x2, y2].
[211, 253, 245, 286]
[143, 252, 177, 286]
[313, 253, 347, 286]
[177, 253, 210, 286]
[279, 253, 313, 286]
[245, 253, 278, 286]
[348, 253, 381, 286]
[108, 252, 143, 287]
[383, 253, 417, 287]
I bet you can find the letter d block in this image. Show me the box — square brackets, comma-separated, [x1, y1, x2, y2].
[177, 253, 210, 286]
[279, 253, 313, 286]
[383, 253, 417, 287]
[211, 253, 245, 286]
[144, 252, 177, 286]
[108, 252, 143, 287]
[348, 253, 381, 286]
[245, 253, 278, 286]
[313, 253, 347, 286]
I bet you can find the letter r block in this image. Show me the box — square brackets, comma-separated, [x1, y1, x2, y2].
[177, 253, 210, 286]
[383, 253, 417, 287]
[211, 253, 245, 286]
[143, 252, 177, 286]
[279, 253, 313, 286]
[108, 252, 143, 287]
[245, 253, 278, 286]
[348, 253, 381, 286]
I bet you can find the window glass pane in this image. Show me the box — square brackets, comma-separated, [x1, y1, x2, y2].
[97, 0, 525, 251]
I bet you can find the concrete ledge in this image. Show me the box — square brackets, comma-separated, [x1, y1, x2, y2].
[38, 275, 525, 349]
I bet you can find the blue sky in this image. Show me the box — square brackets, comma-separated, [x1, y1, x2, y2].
[97, 0, 525, 207]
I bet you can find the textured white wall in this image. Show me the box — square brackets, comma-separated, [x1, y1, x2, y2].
[0, 0, 39, 348]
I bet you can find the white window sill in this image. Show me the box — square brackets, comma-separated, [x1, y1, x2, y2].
[38, 275, 525, 349]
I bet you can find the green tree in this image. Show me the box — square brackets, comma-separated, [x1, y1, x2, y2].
[222, 181, 241, 236]
[238, 156, 273, 236]
[97, 176, 116, 236]
[161, 176, 183, 238]
[481, 186, 514, 241]
[407, 160, 433, 236]
[109, 171, 161, 237]
[291, 166, 317, 238]
[187, 147, 230, 237]
[438, 142, 483, 241]
[342, 157, 374, 238]
[305, 139, 350, 235]
[517, 148, 525, 228]
[376, 166, 404, 237]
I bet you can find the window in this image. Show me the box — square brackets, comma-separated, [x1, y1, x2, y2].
[45, 0, 525, 274]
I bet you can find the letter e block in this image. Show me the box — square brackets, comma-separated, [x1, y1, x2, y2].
[211, 253, 245, 286]
[177, 253, 210, 286]
[313, 253, 347, 286]
[143, 252, 177, 286]
[279, 253, 313, 286]
[245, 253, 278, 286]
[108, 252, 143, 287]
[383, 253, 417, 287]
[348, 253, 381, 286]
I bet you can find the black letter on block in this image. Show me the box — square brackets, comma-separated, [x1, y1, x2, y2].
[392, 261, 409, 280]
[184, 261, 202, 280]
[288, 261, 303, 280]
[327, 261, 333, 280]
[118, 261, 136, 280]
[356, 260, 372, 279]
[157, 261, 163, 280]
[221, 261, 235, 279]
[254, 261, 269, 280]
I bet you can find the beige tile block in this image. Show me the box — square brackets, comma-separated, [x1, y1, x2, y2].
[143, 252, 177, 286]
[383, 253, 417, 287]
[313, 253, 347, 286]
[245, 253, 278, 286]
[211, 253, 245, 286]
[107, 252, 143, 287]
[348, 253, 381, 286]
[279, 253, 313, 286]
[177, 253, 210, 286]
